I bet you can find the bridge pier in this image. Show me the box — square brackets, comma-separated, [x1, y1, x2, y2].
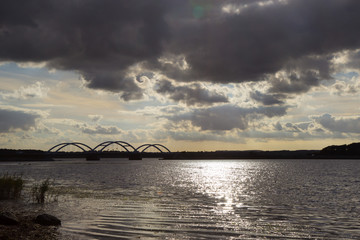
[86, 152, 100, 161]
[129, 152, 142, 160]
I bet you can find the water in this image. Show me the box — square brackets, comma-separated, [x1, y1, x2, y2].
[1, 158, 360, 239]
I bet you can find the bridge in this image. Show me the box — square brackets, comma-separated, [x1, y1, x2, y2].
[47, 141, 171, 160]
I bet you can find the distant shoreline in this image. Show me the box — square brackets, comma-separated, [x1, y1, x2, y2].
[0, 142, 359, 161]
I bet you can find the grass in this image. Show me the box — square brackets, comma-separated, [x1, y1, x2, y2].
[0, 173, 24, 200]
[31, 179, 57, 204]
[0, 174, 57, 204]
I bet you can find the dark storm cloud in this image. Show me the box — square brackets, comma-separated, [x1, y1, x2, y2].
[162, 1, 360, 84]
[314, 114, 360, 134]
[0, 109, 40, 132]
[267, 56, 333, 94]
[0, 0, 169, 99]
[1, 0, 360, 100]
[156, 80, 228, 106]
[83, 71, 143, 101]
[169, 105, 288, 131]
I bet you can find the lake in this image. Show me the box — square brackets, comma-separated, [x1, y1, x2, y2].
[1, 158, 360, 239]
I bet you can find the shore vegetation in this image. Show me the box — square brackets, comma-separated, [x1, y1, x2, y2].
[31, 179, 57, 204]
[0, 173, 24, 200]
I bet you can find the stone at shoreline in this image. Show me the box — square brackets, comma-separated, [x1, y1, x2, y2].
[0, 211, 19, 225]
[34, 214, 61, 226]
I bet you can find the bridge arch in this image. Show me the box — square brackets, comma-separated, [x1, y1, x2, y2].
[136, 144, 171, 153]
[93, 141, 136, 152]
[48, 142, 93, 152]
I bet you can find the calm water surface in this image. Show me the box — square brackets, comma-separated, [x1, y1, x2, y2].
[1, 158, 360, 239]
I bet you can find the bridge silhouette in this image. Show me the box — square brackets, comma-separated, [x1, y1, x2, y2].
[47, 141, 171, 160]
[48, 141, 171, 153]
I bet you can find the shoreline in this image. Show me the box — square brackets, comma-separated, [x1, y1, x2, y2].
[0, 200, 61, 240]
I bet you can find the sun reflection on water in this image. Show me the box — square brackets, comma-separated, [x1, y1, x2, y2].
[3, 159, 359, 239]
[187, 161, 251, 215]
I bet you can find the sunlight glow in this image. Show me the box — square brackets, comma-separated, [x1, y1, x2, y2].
[189, 161, 249, 214]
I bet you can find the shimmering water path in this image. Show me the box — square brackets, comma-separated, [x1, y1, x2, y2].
[1, 159, 360, 239]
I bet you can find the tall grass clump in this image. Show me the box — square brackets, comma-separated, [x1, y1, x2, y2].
[31, 179, 57, 204]
[0, 173, 24, 200]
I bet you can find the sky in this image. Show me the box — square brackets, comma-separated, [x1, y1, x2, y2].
[0, 0, 359, 152]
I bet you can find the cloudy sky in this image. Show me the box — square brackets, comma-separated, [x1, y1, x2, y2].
[0, 0, 359, 151]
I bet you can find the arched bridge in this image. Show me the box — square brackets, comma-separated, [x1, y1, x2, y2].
[136, 144, 170, 153]
[48, 141, 171, 153]
[93, 141, 137, 152]
[48, 142, 93, 152]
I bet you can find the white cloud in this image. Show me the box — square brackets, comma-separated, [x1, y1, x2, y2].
[332, 49, 360, 73]
[168, 105, 288, 131]
[79, 124, 122, 135]
[16, 62, 47, 69]
[1, 81, 49, 100]
[88, 114, 103, 122]
[222, 0, 288, 15]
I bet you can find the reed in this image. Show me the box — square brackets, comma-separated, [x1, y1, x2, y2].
[0, 173, 24, 200]
[31, 179, 53, 204]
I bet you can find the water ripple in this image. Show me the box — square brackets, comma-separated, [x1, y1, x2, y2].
[2, 159, 360, 239]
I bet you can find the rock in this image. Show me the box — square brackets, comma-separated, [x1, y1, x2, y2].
[34, 214, 61, 226]
[0, 212, 19, 225]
